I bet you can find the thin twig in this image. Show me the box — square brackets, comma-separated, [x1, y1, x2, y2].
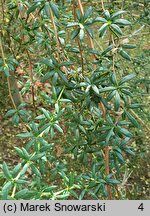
[76, 0, 97, 64]
[73, 0, 84, 77]
[105, 146, 112, 199]
[0, 33, 17, 109]
[16, 0, 36, 110]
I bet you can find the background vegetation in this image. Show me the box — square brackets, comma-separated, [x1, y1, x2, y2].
[0, 0, 149, 200]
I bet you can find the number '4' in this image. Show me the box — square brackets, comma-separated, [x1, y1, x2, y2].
[138, 203, 144, 211]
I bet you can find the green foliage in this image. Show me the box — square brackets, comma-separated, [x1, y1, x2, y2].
[0, 0, 149, 200]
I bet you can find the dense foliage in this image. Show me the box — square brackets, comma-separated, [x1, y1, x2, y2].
[0, 0, 149, 200]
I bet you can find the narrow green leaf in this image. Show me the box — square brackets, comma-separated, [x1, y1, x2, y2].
[14, 147, 24, 158]
[106, 129, 114, 144]
[79, 125, 86, 134]
[122, 44, 136, 49]
[2, 181, 12, 191]
[5, 109, 16, 117]
[15, 189, 29, 199]
[12, 163, 22, 177]
[110, 24, 123, 35]
[119, 49, 131, 61]
[119, 74, 135, 85]
[20, 163, 30, 176]
[71, 28, 80, 40]
[12, 113, 19, 126]
[114, 91, 120, 111]
[101, 44, 113, 56]
[42, 71, 55, 82]
[54, 124, 63, 133]
[79, 190, 86, 200]
[40, 108, 50, 119]
[67, 22, 79, 27]
[57, 70, 68, 84]
[120, 137, 130, 146]
[16, 132, 33, 138]
[27, 3, 40, 14]
[22, 148, 30, 160]
[79, 29, 84, 40]
[107, 90, 116, 101]
[114, 19, 131, 25]
[4, 66, 10, 76]
[31, 153, 45, 161]
[125, 111, 140, 128]
[3, 162, 12, 179]
[121, 88, 132, 96]
[119, 127, 132, 137]
[99, 86, 116, 93]
[124, 147, 135, 156]
[107, 178, 120, 184]
[49, 2, 60, 19]
[115, 151, 124, 163]
[85, 26, 93, 38]
[104, 10, 110, 19]
[99, 23, 108, 38]
[84, 6, 93, 19]
[95, 17, 107, 23]
[30, 165, 41, 177]
[111, 72, 118, 85]
[92, 85, 99, 95]
[111, 11, 126, 19]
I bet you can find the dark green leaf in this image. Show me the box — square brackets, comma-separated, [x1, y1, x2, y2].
[85, 26, 93, 38]
[4, 66, 10, 76]
[119, 74, 135, 85]
[49, 2, 60, 19]
[12, 113, 19, 126]
[107, 178, 120, 184]
[106, 129, 114, 144]
[71, 28, 80, 40]
[20, 163, 30, 176]
[30, 165, 41, 177]
[122, 44, 136, 49]
[2, 181, 12, 191]
[99, 86, 116, 93]
[57, 70, 68, 84]
[101, 44, 113, 56]
[15, 189, 29, 199]
[114, 91, 120, 111]
[111, 11, 126, 19]
[119, 49, 131, 61]
[95, 17, 107, 23]
[79, 29, 84, 40]
[99, 23, 108, 38]
[111, 72, 118, 85]
[67, 22, 79, 27]
[54, 124, 63, 133]
[31, 153, 45, 161]
[125, 111, 140, 127]
[114, 19, 131, 25]
[110, 24, 123, 35]
[27, 3, 40, 14]
[15, 147, 24, 158]
[3, 162, 12, 179]
[40, 108, 50, 119]
[16, 132, 33, 138]
[22, 148, 30, 160]
[42, 71, 55, 82]
[5, 109, 16, 117]
[119, 127, 132, 137]
[124, 147, 135, 156]
[84, 6, 93, 19]
[104, 10, 110, 19]
[92, 85, 99, 95]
